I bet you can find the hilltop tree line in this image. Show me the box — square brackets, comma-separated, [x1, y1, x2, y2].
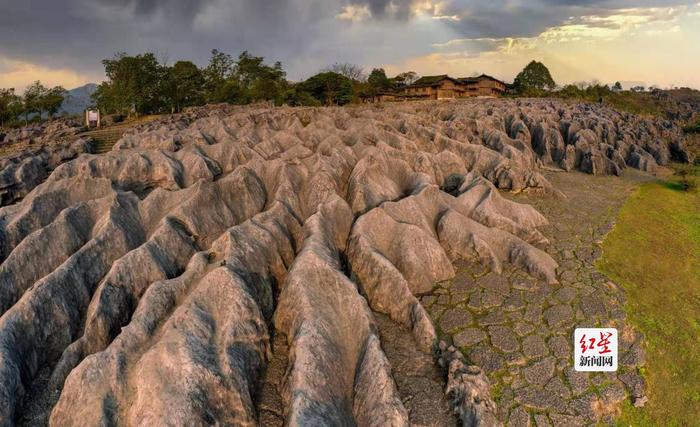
[510, 61, 671, 115]
[1, 54, 671, 129]
[90, 54, 670, 117]
[0, 82, 67, 128]
[91, 51, 421, 117]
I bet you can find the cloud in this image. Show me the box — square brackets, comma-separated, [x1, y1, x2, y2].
[432, 4, 686, 53]
[346, 0, 416, 19]
[95, 0, 215, 23]
[0, 0, 343, 81]
[0, 0, 698, 89]
[434, 0, 695, 39]
[337, 4, 372, 21]
[389, 2, 700, 89]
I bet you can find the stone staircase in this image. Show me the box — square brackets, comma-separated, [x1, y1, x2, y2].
[82, 128, 127, 154]
[80, 115, 160, 154]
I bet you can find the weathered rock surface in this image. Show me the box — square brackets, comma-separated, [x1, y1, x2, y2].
[0, 99, 672, 425]
[0, 138, 94, 205]
[0, 118, 83, 148]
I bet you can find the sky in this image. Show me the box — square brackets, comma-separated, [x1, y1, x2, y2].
[1, 0, 699, 92]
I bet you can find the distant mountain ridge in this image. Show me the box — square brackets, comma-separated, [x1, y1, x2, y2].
[60, 83, 98, 115]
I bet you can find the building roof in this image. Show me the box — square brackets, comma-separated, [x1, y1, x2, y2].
[408, 74, 506, 88]
[458, 74, 506, 85]
[410, 75, 461, 87]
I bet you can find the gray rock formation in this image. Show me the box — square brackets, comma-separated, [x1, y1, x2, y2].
[0, 118, 83, 148]
[0, 99, 682, 425]
[0, 138, 94, 205]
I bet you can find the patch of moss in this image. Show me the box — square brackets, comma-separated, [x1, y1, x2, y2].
[487, 370, 509, 403]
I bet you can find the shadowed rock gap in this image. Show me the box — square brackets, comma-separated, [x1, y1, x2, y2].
[373, 313, 455, 426]
[257, 329, 288, 427]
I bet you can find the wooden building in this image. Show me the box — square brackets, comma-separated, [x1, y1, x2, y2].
[361, 73, 507, 102]
[458, 74, 507, 97]
[403, 75, 466, 100]
[402, 74, 506, 99]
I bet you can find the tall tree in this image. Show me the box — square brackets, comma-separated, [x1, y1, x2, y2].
[94, 52, 165, 116]
[89, 49, 292, 112]
[0, 88, 20, 128]
[41, 86, 67, 119]
[513, 61, 556, 92]
[234, 51, 287, 102]
[202, 50, 287, 104]
[23, 81, 47, 122]
[203, 49, 235, 102]
[367, 68, 391, 92]
[301, 72, 353, 106]
[167, 61, 205, 112]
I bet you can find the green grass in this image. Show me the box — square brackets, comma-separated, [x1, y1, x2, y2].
[597, 166, 700, 426]
[604, 92, 663, 117]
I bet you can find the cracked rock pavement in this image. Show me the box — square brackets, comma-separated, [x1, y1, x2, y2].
[422, 170, 654, 426]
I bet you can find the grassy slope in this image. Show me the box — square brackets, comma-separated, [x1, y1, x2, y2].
[596, 91, 661, 117]
[597, 168, 700, 426]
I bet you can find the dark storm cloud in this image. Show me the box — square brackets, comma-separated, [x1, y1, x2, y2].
[0, 0, 337, 78]
[99, 0, 215, 22]
[348, 0, 416, 19]
[0, 0, 696, 84]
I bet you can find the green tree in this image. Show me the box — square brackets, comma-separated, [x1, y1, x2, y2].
[203, 49, 235, 102]
[301, 72, 353, 106]
[280, 85, 321, 107]
[367, 68, 391, 92]
[23, 81, 47, 122]
[91, 49, 291, 112]
[234, 51, 287, 103]
[93, 52, 165, 116]
[167, 61, 205, 112]
[0, 88, 21, 128]
[92, 83, 119, 116]
[202, 50, 287, 104]
[513, 61, 556, 92]
[613, 81, 623, 92]
[41, 86, 67, 119]
[218, 79, 247, 104]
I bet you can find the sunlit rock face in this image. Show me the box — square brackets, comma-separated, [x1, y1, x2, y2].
[0, 99, 686, 426]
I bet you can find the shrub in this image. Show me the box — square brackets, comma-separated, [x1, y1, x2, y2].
[675, 164, 698, 192]
[682, 122, 700, 134]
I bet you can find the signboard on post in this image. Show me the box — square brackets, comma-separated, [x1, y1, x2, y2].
[85, 109, 101, 128]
